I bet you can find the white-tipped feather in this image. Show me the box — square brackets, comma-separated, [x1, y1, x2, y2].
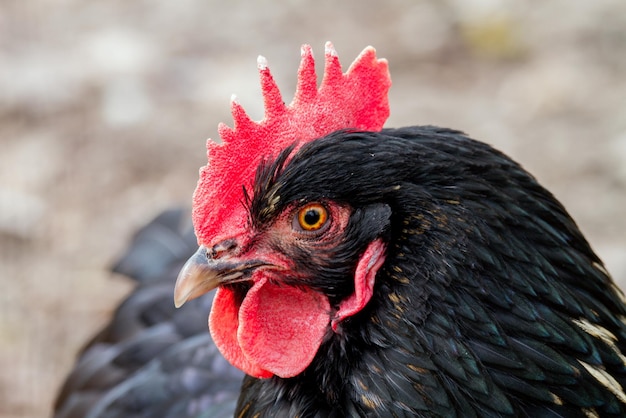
[578, 360, 626, 405]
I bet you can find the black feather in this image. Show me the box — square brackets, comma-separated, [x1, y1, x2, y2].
[235, 127, 626, 416]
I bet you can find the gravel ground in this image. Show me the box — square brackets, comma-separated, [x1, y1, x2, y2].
[1, 1, 625, 417]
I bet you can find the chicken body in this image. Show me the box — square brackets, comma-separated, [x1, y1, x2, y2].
[229, 126, 626, 416]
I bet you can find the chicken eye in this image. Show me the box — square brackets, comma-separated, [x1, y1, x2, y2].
[295, 203, 328, 232]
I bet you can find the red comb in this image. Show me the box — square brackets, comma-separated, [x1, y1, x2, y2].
[192, 42, 391, 246]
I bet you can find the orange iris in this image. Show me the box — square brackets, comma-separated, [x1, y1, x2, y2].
[297, 204, 328, 231]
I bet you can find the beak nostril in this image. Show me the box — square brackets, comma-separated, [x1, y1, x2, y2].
[210, 239, 238, 259]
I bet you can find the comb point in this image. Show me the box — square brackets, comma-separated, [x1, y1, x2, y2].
[348, 45, 379, 73]
[294, 43, 317, 105]
[217, 122, 236, 144]
[301, 44, 312, 58]
[259, 56, 286, 118]
[320, 44, 343, 92]
[230, 98, 255, 134]
[324, 41, 337, 57]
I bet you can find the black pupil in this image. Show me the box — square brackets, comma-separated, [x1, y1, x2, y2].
[304, 209, 320, 226]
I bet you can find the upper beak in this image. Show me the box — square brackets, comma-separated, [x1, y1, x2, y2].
[174, 246, 267, 308]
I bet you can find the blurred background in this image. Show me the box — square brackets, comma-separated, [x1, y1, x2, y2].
[1, 0, 625, 416]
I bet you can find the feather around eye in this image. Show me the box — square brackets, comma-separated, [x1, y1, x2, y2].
[293, 203, 329, 233]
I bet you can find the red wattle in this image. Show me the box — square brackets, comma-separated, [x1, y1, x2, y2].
[209, 286, 273, 378]
[238, 277, 330, 378]
[209, 276, 330, 378]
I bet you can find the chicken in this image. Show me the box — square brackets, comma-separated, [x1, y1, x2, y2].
[56, 43, 626, 417]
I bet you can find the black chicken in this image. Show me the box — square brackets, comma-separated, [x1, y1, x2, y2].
[55, 44, 626, 417]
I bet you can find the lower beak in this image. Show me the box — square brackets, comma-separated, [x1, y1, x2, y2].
[174, 246, 267, 308]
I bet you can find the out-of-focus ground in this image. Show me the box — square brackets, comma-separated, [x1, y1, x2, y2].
[1, 1, 625, 416]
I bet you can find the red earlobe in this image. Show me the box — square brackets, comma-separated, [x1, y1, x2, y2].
[332, 239, 387, 331]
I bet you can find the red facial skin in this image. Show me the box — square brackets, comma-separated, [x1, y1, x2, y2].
[206, 202, 386, 378]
